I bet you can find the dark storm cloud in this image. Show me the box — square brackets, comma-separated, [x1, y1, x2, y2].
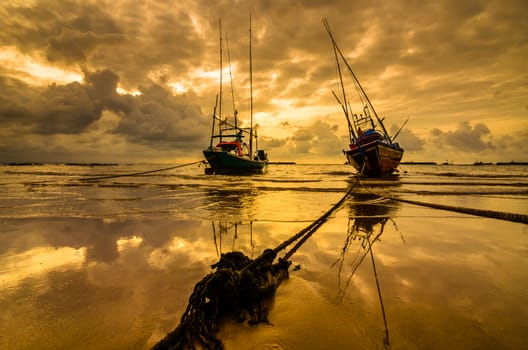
[1, 0, 124, 64]
[0, 69, 121, 134]
[0, 74, 37, 122]
[113, 83, 207, 147]
[0, 68, 208, 153]
[33, 81, 101, 134]
[431, 121, 495, 152]
[0, 75, 98, 134]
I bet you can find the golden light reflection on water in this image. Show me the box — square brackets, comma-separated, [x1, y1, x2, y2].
[1, 190, 527, 350]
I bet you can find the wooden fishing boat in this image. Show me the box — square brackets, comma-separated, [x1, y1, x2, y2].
[323, 19, 405, 177]
[203, 16, 268, 175]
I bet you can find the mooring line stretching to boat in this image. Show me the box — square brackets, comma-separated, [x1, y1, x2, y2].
[22, 160, 206, 185]
[354, 178, 528, 224]
[378, 193, 528, 224]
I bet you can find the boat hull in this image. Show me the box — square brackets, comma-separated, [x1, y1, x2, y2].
[203, 149, 267, 175]
[344, 141, 403, 177]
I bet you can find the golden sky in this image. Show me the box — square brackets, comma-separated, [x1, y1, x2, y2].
[1, 0, 527, 164]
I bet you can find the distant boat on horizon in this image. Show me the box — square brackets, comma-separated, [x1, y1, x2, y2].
[323, 19, 405, 178]
[203, 16, 268, 175]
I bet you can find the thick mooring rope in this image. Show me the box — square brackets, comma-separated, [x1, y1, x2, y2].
[151, 250, 291, 350]
[278, 178, 360, 260]
[151, 179, 360, 350]
[381, 195, 528, 224]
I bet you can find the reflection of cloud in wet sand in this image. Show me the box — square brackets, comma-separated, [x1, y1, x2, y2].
[0, 217, 222, 349]
[0, 246, 86, 290]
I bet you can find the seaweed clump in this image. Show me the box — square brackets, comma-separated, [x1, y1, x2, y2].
[152, 249, 291, 350]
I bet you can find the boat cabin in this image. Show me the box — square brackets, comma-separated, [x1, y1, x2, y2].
[216, 141, 245, 157]
[349, 128, 384, 150]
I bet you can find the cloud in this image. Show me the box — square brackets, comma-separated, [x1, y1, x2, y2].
[1, 0, 124, 64]
[0, 76, 100, 134]
[0, 67, 209, 162]
[261, 137, 287, 149]
[430, 121, 495, 153]
[113, 83, 208, 148]
[0, 69, 123, 135]
[390, 124, 425, 151]
[0, 0, 526, 163]
[256, 119, 344, 162]
[34, 81, 102, 134]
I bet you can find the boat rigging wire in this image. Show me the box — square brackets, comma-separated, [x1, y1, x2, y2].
[323, 17, 393, 143]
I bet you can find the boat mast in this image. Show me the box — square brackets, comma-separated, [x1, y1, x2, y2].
[323, 18, 393, 143]
[225, 32, 238, 130]
[219, 19, 223, 142]
[325, 20, 356, 142]
[249, 13, 254, 156]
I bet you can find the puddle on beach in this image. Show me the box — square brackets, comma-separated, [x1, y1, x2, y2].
[1, 191, 527, 349]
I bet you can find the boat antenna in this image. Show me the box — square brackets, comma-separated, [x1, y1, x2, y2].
[225, 32, 238, 130]
[323, 18, 393, 143]
[218, 19, 223, 142]
[249, 13, 254, 156]
[210, 94, 218, 148]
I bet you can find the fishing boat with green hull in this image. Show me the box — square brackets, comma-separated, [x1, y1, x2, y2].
[203, 16, 268, 175]
[203, 140, 267, 175]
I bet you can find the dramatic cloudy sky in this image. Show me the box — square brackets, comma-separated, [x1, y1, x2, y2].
[1, 0, 526, 164]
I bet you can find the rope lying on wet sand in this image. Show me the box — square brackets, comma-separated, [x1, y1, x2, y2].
[380, 194, 528, 224]
[151, 179, 360, 350]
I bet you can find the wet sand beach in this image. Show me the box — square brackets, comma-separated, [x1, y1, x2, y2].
[1, 163, 527, 349]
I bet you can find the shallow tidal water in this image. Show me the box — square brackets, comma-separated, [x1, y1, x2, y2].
[1, 163, 527, 349]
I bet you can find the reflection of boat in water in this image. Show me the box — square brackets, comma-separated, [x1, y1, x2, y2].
[333, 192, 402, 348]
[203, 17, 268, 175]
[211, 221, 256, 256]
[323, 19, 404, 177]
[202, 188, 257, 222]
